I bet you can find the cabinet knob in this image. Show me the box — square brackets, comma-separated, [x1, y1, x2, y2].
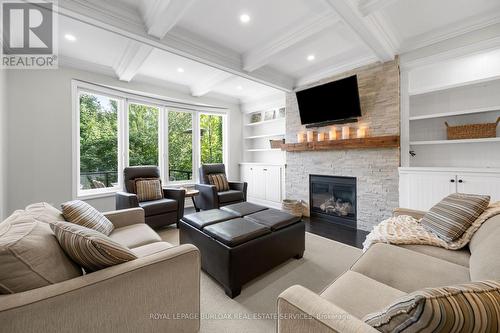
[450, 179, 455, 183]
[458, 179, 463, 183]
[263, 168, 268, 171]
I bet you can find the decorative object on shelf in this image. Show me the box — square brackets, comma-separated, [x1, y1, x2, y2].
[277, 107, 286, 119]
[328, 127, 337, 140]
[281, 199, 303, 217]
[357, 126, 367, 138]
[297, 132, 305, 143]
[270, 139, 285, 149]
[342, 126, 350, 139]
[250, 112, 261, 123]
[445, 117, 500, 140]
[317, 132, 326, 142]
[306, 131, 315, 143]
[264, 110, 276, 121]
[281, 135, 400, 152]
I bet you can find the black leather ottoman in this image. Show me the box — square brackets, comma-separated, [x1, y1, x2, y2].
[179, 203, 305, 298]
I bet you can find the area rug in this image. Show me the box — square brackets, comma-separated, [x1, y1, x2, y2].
[157, 227, 362, 333]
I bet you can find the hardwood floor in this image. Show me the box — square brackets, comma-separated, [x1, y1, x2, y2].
[183, 207, 369, 249]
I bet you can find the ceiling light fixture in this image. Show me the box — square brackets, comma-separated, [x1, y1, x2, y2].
[177, 67, 184, 73]
[64, 34, 76, 42]
[240, 14, 250, 24]
[236, 85, 243, 90]
[307, 54, 315, 61]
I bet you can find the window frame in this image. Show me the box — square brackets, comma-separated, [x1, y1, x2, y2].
[72, 80, 229, 199]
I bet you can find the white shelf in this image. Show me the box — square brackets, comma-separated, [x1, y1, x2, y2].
[244, 118, 285, 127]
[245, 148, 282, 152]
[409, 75, 500, 97]
[409, 106, 500, 121]
[244, 133, 285, 139]
[410, 137, 500, 145]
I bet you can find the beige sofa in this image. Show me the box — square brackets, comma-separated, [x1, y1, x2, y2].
[277, 208, 500, 333]
[0, 207, 201, 333]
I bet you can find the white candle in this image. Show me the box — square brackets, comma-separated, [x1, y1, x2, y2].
[328, 127, 337, 140]
[357, 127, 367, 138]
[317, 132, 325, 142]
[306, 131, 314, 142]
[342, 126, 350, 139]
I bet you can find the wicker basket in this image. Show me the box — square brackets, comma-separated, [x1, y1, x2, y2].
[282, 199, 303, 217]
[270, 139, 285, 149]
[445, 117, 500, 140]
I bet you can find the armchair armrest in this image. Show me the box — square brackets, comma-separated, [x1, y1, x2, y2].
[0, 244, 201, 333]
[103, 207, 145, 228]
[392, 207, 426, 219]
[115, 191, 139, 210]
[277, 285, 378, 333]
[194, 184, 219, 210]
[228, 181, 248, 200]
[163, 188, 186, 220]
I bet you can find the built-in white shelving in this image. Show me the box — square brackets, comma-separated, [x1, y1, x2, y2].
[409, 106, 500, 121]
[244, 118, 284, 127]
[409, 74, 500, 96]
[410, 137, 500, 145]
[245, 148, 282, 152]
[244, 133, 285, 139]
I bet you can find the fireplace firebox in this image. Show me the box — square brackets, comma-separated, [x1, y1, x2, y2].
[309, 175, 357, 229]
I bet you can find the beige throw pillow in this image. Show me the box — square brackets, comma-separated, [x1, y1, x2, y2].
[363, 280, 500, 333]
[0, 211, 82, 294]
[208, 173, 230, 192]
[61, 200, 114, 235]
[135, 178, 163, 202]
[51, 221, 137, 272]
[420, 193, 490, 242]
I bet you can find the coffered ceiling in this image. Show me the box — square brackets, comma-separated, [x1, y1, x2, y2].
[56, 0, 500, 104]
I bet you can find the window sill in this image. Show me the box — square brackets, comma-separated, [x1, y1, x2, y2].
[77, 189, 119, 200]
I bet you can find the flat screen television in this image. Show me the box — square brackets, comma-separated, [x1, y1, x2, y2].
[296, 75, 361, 126]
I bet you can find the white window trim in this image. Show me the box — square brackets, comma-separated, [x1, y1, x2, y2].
[72, 80, 229, 199]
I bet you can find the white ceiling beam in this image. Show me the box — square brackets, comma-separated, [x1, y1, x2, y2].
[322, 0, 394, 61]
[191, 72, 234, 96]
[57, 0, 295, 91]
[243, 12, 340, 72]
[114, 41, 153, 82]
[143, 0, 198, 39]
[358, 0, 399, 17]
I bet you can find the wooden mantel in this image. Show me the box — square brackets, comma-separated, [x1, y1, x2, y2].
[281, 135, 400, 152]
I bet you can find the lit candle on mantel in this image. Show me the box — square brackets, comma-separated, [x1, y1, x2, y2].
[297, 132, 305, 143]
[328, 127, 337, 140]
[357, 126, 367, 138]
[317, 132, 326, 142]
[306, 131, 314, 142]
[342, 126, 350, 140]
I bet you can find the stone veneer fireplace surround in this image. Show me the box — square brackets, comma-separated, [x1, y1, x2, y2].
[285, 60, 400, 232]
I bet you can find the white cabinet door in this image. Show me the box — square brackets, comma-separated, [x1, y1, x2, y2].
[264, 166, 282, 203]
[252, 166, 266, 200]
[457, 173, 500, 202]
[240, 165, 253, 197]
[400, 172, 456, 211]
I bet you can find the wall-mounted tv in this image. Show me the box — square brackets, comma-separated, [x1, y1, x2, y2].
[296, 75, 362, 127]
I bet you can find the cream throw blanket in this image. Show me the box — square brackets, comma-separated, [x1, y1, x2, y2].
[363, 202, 500, 252]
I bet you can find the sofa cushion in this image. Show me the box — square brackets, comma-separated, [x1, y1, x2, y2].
[245, 209, 301, 231]
[221, 202, 268, 217]
[135, 178, 163, 202]
[51, 221, 137, 272]
[321, 271, 406, 319]
[131, 241, 173, 257]
[469, 213, 500, 253]
[208, 173, 230, 192]
[397, 244, 470, 267]
[218, 190, 244, 204]
[469, 217, 500, 281]
[182, 209, 238, 230]
[25, 202, 66, 224]
[363, 280, 500, 332]
[109, 224, 161, 249]
[351, 243, 470, 293]
[0, 211, 82, 294]
[61, 200, 114, 236]
[420, 193, 490, 242]
[139, 198, 177, 217]
[203, 218, 271, 247]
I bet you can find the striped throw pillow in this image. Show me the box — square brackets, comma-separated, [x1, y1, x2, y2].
[208, 173, 230, 192]
[421, 193, 490, 242]
[363, 280, 500, 333]
[61, 200, 114, 236]
[51, 221, 137, 272]
[135, 178, 163, 202]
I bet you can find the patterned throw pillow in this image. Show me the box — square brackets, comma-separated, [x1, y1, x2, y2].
[51, 221, 137, 272]
[61, 200, 114, 236]
[420, 193, 490, 242]
[363, 280, 500, 333]
[208, 173, 230, 192]
[135, 178, 163, 202]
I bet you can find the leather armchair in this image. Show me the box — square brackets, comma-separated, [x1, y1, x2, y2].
[194, 164, 247, 210]
[115, 166, 185, 228]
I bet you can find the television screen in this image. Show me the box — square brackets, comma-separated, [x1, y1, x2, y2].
[296, 75, 362, 125]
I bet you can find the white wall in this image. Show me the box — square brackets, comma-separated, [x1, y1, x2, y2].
[0, 69, 6, 220]
[5, 66, 242, 214]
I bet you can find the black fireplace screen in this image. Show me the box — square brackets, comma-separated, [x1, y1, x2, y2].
[309, 175, 356, 226]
